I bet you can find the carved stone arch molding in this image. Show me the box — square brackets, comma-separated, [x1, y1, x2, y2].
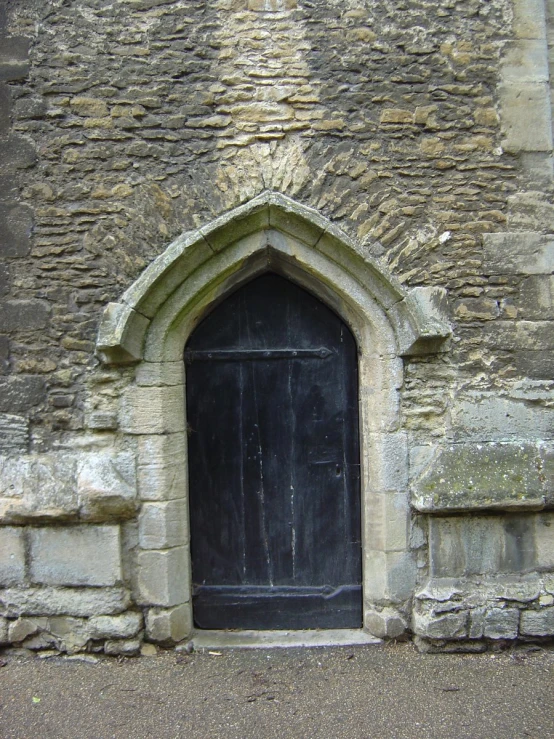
[96, 191, 451, 642]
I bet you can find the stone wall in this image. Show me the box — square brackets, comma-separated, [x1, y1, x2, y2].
[0, 0, 553, 654]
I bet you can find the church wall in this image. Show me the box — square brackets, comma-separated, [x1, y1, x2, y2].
[0, 0, 552, 653]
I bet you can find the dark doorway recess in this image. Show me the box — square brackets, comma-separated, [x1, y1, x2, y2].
[185, 274, 362, 630]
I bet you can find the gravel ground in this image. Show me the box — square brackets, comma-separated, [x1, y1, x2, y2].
[0, 642, 552, 739]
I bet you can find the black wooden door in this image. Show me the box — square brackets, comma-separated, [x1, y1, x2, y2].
[185, 274, 361, 630]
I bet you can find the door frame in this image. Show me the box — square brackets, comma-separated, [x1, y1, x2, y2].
[97, 192, 450, 642]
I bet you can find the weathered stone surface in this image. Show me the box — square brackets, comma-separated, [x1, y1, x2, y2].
[413, 611, 468, 640]
[0, 0, 553, 649]
[0, 587, 130, 617]
[519, 275, 554, 319]
[0, 414, 29, 452]
[0, 203, 33, 258]
[77, 453, 137, 521]
[520, 607, 554, 635]
[0, 452, 139, 524]
[120, 385, 185, 435]
[8, 616, 47, 643]
[0, 454, 78, 523]
[104, 638, 141, 656]
[412, 443, 548, 512]
[0, 526, 26, 585]
[138, 500, 188, 550]
[0, 376, 46, 412]
[499, 82, 553, 152]
[365, 608, 407, 639]
[482, 233, 554, 275]
[136, 547, 189, 607]
[482, 608, 519, 639]
[145, 603, 192, 644]
[0, 134, 35, 169]
[429, 515, 538, 578]
[451, 393, 554, 441]
[137, 434, 188, 501]
[88, 612, 143, 639]
[0, 615, 9, 644]
[534, 512, 554, 569]
[47, 616, 91, 653]
[29, 525, 122, 587]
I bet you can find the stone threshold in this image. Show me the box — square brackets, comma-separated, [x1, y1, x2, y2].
[189, 629, 382, 650]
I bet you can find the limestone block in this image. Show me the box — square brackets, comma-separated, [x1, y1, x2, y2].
[120, 385, 185, 434]
[88, 612, 143, 639]
[451, 393, 554, 441]
[500, 82, 553, 153]
[104, 638, 141, 656]
[47, 616, 91, 653]
[483, 608, 520, 639]
[501, 40, 549, 84]
[248, 0, 297, 10]
[412, 442, 548, 512]
[468, 607, 486, 639]
[429, 516, 536, 578]
[29, 525, 122, 587]
[77, 453, 137, 521]
[365, 550, 416, 604]
[413, 610, 468, 640]
[512, 0, 547, 39]
[145, 603, 192, 644]
[366, 493, 409, 552]
[8, 616, 46, 643]
[86, 411, 118, 430]
[135, 361, 184, 387]
[136, 547, 189, 607]
[0, 587, 130, 617]
[364, 608, 407, 639]
[366, 432, 408, 493]
[0, 453, 78, 523]
[0, 527, 25, 585]
[520, 607, 554, 635]
[519, 275, 554, 319]
[96, 302, 150, 364]
[22, 632, 59, 651]
[387, 289, 451, 357]
[482, 232, 554, 275]
[139, 500, 188, 550]
[137, 433, 187, 501]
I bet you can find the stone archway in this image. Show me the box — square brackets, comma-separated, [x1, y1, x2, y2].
[96, 191, 450, 643]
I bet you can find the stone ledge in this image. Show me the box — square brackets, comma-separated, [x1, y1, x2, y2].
[411, 441, 552, 513]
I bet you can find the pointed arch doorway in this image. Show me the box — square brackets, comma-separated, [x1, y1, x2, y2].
[97, 191, 450, 643]
[185, 273, 362, 629]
